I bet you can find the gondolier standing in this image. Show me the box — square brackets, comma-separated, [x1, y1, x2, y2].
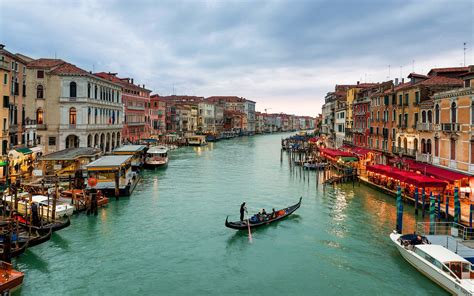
[240, 202, 247, 221]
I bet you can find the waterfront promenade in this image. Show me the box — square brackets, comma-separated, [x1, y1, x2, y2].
[13, 133, 446, 295]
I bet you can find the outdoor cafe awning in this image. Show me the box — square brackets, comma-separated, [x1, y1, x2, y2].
[366, 164, 447, 188]
[320, 148, 354, 158]
[402, 159, 469, 183]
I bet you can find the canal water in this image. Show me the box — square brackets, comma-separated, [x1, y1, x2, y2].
[14, 133, 446, 295]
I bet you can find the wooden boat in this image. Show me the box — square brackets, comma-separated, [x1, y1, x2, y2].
[225, 197, 302, 230]
[13, 214, 70, 234]
[0, 261, 24, 293]
[18, 227, 52, 248]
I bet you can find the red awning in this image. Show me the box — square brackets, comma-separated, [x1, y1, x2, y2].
[367, 164, 447, 188]
[320, 148, 354, 158]
[351, 147, 373, 156]
[404, 159, 469, 183]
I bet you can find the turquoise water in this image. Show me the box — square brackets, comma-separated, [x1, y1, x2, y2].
[13, 133, 446, 295]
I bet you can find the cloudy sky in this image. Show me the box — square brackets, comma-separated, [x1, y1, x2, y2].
[1, 0, 473, 116]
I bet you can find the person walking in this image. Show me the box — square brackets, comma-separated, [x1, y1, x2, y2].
[240, 202, 247, 221]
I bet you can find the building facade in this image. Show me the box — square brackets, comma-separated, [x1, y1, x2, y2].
[26, 59, 123, 154]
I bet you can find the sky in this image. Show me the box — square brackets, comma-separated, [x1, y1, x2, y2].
[1, 0, 473, 116]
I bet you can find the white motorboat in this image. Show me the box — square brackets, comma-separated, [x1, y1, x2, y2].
[186, 135, 207, 146]
[145, 146, 169, 168]
[390, 231, 474, 295]
[2, 194, 75, 220]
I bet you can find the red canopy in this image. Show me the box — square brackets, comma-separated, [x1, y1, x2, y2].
[404, 159, 469, 183]
[366, 164, 447, 188]
[351, 147, 373, 156]
[320, 148, 354, 158]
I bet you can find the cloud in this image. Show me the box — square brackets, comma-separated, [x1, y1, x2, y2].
[0, 0, 472, 115]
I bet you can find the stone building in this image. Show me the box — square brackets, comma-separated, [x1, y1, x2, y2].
[25, 59, 123, 154]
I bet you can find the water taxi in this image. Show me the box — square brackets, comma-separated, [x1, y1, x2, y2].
[186, 135, 207, 146]
[0, 261, 24, 293]
[390, 231, 474, 295]
[112, 145, 146, 171]
[85, 155, 138, 197]
[2, 194, 74, 220]
[145, 146, 169, 168]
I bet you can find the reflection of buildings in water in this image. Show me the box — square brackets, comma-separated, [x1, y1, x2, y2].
[152, 176, 159, 202]
[362, 191, 419, 234]
[193, 143, 214, 155]
[100, 208, 107, 222]
[329, 189, 350, 238]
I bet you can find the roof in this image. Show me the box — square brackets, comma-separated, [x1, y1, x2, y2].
[41, 147, 102, 161]
[27, 58, 64, 68]
[94, 72, 151, 92]
[408, 73, 429, 79]
[404, 159, 469, 182]
[50, 62, 91, 76]
[415, 244, 469, 264]
[427, 67, 470, 77]
[15, 147, 32, 155]
[113, 145, 146, 153]
[86, 155, 132, 168]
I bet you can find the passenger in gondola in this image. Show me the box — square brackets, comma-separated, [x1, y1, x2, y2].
[240, 202, 247, 221]
[271, 208, 276, 219]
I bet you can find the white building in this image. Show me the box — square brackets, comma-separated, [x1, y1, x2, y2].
[335, 101, 346, 148]
[244, 100, 256, 134]
[26, 59, 123, 154]
[198, 102, 215, 133]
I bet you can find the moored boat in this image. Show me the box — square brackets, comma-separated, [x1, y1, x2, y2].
[390, 231, 474, 295]
[1, 195, 75, 220]
[0, 261, 24, 293]
[145, 146, 169, 168]
[303, 161, 327, 170]
[225, 197, 302, 230]
[186, 135, 207, 146]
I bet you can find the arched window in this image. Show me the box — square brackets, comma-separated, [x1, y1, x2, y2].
[392, 110, 396, 121]
[36, 108, 43, 124]
[451, 102, 457, 123]
[427, 139, 432, 154]
[70, 82, 77, 98]
[421, 139, 426, 153]
[94, 85, 98, 99]
[435, 104, 440, 124]
[403, 138, 408, 151]
[421, 111, 426, 123]
[87, 83, 91, 98]
[36, 85, 44, 99]
[413, 138, 418, 152]
[427, 110, 432, 123]
[69, 107, 77, 125]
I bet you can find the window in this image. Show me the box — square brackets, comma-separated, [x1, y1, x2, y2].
[94, 85, 98, 99]
[3, 96, 9, 108]
[414, 113, 419, 125]
[3, 73, 6, 85]
[451, 102, 457, 123]
[435, 104, 440, 124]
[87, 83, 91, 98]
[36, 108, 43, 124]
[37, 70, 44, 79]
[48, 136, 56, 146]
[399, 95, 402, 105]
[415, 92, 420, 104]
[70, 82, 77, 98]
[22, 81, 26, 97]
[405, 94, 409, 105]
[69, 107, 77, 125]
[36, 85, 44, 99]
[451, 139, 456, 160]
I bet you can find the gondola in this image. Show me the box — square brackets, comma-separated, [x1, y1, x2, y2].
[225, 197, 302, 230]
[20, 227, 52, 248]
[13, 214, 71, 234]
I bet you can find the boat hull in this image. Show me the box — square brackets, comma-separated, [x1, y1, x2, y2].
[390, 233, 472, 296]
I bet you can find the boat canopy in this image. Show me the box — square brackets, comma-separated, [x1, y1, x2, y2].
[113, 145, 146, 154]
[415, 244, 470, 264]
[86, 155, 132, 170]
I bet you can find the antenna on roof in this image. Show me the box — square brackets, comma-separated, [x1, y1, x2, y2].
[463, 42, 467, 66]
[412, 60, 415, 73]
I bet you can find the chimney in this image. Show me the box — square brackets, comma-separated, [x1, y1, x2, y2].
[143, 84, 145, 89]
[131, 78, 134, 84]
[402, 78, 405, 84]
[0, 44, 4, 50]
[394, 78, 399, 86]
[357, 81, 360, 85]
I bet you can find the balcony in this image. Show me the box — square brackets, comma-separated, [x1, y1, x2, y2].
[441, 123, 460, 133]
[127, 122, 146, 126]
[0, 60, 9, 71]
[392, 146, 416, 157]
[416, 153, 432, 164]
[127, 105, 145, 111]
[59, 123, 123, 130]
[449, 160, 457, 169]
[37, 124, 47, 130]
[416, 122, 433, 132]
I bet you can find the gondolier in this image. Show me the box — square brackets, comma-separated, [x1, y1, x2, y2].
[240, 202, 247, 221]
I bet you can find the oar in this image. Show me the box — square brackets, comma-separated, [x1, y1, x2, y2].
[247, 217, 252, 243]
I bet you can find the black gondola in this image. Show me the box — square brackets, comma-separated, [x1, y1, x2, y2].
[225, 197, 302, 230]
[13, 215, 71, 234]
[19, 227, 52, 248]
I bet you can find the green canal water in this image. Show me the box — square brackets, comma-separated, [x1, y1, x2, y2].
[13, 133, 447, 295]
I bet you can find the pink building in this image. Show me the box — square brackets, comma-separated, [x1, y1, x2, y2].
[150, 94, 166, 136]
